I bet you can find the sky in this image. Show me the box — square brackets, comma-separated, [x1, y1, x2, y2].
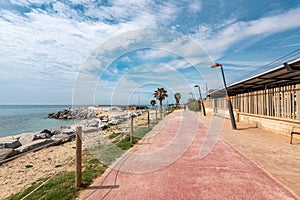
[1, 0, 300, 105]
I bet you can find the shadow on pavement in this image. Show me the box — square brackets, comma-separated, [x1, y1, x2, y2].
[237, 127, 259, 130]
[85, 185, 120, 190]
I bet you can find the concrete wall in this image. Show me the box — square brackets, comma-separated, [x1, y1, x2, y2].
[205, 108, 239, 122]
[238, 112, 300, 138]
[206, 107, 300, 140]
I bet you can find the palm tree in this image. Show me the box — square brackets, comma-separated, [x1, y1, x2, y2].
[174, 93, 181, 107]
[154, 88, 168, 115]
[150, 100, 156, 108]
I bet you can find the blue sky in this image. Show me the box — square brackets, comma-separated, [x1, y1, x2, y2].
[1, 0, 300, 105]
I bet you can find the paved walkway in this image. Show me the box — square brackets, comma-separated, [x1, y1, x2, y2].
[80, 110, 300, 200]
[216, 114, 300, 199]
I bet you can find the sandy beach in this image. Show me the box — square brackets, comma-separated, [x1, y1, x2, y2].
[0, 141, 76, 199]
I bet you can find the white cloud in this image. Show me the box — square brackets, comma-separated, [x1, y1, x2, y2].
[193, 6, 300, 59]
[221, 60, 268, 68]
[282, 43, 300, 47]
[164, 59, 191, 71]
[188, 0, 202, 13]
[112, 68, 118, 74]
[135, 49, 171, 60]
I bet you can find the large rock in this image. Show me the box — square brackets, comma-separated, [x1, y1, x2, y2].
[109, 118, 120, 125]
[35, 132, 52, 139]
[48, 107, 100, 120]
[40, 129, 52, 134]
[82, 127, 99, 133]
[16, 139, 53, 153]
[87, 112, 96, 119]
[48, 109, 73, 119]
[61, 129, 75, 135]
[87, 121, 99, 127]
[51, 133, 75, 144]
[51, 130, 61, 135]
[98, 122, 109, 130]
[100, 116, 109, 122]
[0, 140, 21, 149]
[19, 132, 36, 146]
[0, 148, 15, 161]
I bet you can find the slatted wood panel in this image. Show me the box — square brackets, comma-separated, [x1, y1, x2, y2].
[206, 84, 300, 120]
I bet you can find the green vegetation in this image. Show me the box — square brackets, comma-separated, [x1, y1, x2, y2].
[174, 92, 181, 107]
[9, 172, 77, 200]
[9, 150, 107, 200]
[108, 131, 121, 139]
[150, 99, 156, 108]
[154, 87, 168, 114]
[14, 150, 21, 155]
[116, 135, 133, 150]
[166, 107, 176, 114]
[25, 164, 33, 168]
[81, 154, 106, 187]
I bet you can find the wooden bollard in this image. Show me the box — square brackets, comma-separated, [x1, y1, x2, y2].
[75, 126, 82, 188]
[130, 115, 134, 144]
[147, 110, 150, 129]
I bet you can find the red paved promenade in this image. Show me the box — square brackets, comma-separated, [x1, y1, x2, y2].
[80, 110, 299, 200]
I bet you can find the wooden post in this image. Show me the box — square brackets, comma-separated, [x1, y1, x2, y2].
[292, 85, 295, 119]
[275, 88, 278, 117]
[296, 84, 300, 119]
[75, 126, 82, 188]
[147, 110, 150, 129]
[267, 89, 270, 115]
[130, 115, 134, 144]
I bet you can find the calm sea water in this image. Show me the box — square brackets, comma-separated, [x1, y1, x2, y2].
[0, 105, 74, 138]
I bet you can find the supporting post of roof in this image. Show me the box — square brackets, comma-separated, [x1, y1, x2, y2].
[284, 62, 292, 72]
[297, 84, 300, 120]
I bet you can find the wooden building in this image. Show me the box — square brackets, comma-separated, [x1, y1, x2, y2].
[204, 58, 300, 137]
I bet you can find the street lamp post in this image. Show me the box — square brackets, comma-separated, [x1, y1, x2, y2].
[194, 84, 206, 116]
[211, 63, 237, 130]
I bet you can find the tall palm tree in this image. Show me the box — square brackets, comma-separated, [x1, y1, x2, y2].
[174, 93, 181, 106]
[154, 88, 168, 115]
[150, 100, 156, 108]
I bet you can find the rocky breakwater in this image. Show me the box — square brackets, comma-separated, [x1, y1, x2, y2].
[48, 107, 97, 120]
[0, 109, 145, 162]
[84, 110, 144, 130]
[0, 126, 75, 162]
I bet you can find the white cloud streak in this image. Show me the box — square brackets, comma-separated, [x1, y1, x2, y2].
[194, 6, 300, 59]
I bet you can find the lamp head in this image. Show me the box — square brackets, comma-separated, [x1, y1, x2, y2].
[211, 63, 222, 68]
[194, 84, 199, 88]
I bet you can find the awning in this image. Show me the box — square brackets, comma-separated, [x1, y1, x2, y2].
[226, 58, 300, 96]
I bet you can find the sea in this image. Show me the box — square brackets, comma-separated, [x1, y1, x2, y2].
[0, 105, 75, 138]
